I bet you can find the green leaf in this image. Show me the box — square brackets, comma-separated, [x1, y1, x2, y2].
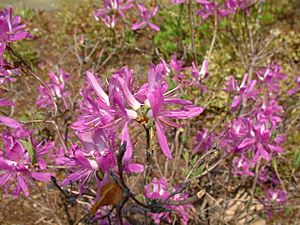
[20, 140, 36, 164]
[183, 150, 189, 162]
[193, 163, 206, 178]
[293, 150, 300, 169]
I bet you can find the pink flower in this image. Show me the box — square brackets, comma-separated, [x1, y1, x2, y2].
[94, 0, 134, 28]
[145, 178, 193, 225]
[196, 0, 228, 20]
[0, 132, 52, 196]
[190, 60, 209, 92]
[224, 74, 258, 109]
[194, 129, 214, 152]
[256, 63, 286, 93]
[132, 4, 160, 31]
[0, 6, 30, 68]
[233, 156, 254, 176]
[36, 68, 71, 110]
[144, 64, 204, 159]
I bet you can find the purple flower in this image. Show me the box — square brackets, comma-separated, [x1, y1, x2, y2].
[262, 188, 287, 218]
[72, 70, 140, 159]
[224, 74, 258, 109]
[0, 115, 30, 138]
[59, 128, 143, 192]
[36, 68, 71, 110]
[0, 98, 14, 107]
[0, 132, 52, 196]
[232, 155, 254, 176]
[170, 55, 186, 81]
[132, 4, 160, 31]
[145, 64, 204, 159]
[194, 129, 214, 152]
[145, 178, 193, 225]
[256, 98, 283, 128]
[94, 0, 134, 28]
[0, 6, 30, 67]
[256, 63, 286, 93]
[196, 0, 228, 20]
[190, 60, 209, 92]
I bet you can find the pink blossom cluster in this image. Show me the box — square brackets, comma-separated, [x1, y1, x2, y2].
[0, 6, 29, 101]
[36, 68, 71, 110]
[171, 0, 264, 19]
[145, 178, 193, 225]
[0, 116, 53, 196]
[94, 1, 160, 31]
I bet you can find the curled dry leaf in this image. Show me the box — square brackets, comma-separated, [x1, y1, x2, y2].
[91, 181, 123, 215]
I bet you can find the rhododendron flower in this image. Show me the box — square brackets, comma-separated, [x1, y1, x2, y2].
[191, 60, 209, 92]
[0, 98, 14, 107]
[196, 0, 228, 20]
[238, 122, 284, 162]
[144, 64, 204, 159]
[224, 74, 258, 108]
[0, 115, 30, 138]
[232, 156, 254, 176]
[256, 98, 283, 128]
[258, 166, 280, 185]
[73, 70, 140, 158]
[0, 6, 30, 66]
[36, 68, 71, 110]
[256, 63, 286, 93]
[262, 188, 287, 218]
[94, 0, 134, 28]
[194, 129, 214, 152]
[0, 132, 52, 196]
[132, 4, 160, 31]
[59, 129, 143, 192]
[145, 178, 193, 225]
[169, 55, 186, 81]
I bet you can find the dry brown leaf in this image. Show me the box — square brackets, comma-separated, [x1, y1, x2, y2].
[91, 181, 123, 215]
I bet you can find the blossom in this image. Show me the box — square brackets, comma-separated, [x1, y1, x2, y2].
[190, 60, 209, 92]
[144, 64, 204, 159]
[169, 55, 186, 81]
[94, 0, 134, 28]
[72, 70, 140, 158]
[58, 129, 143, 192]
[132, 4, 160, 31]
[0, 98, 14, 107]
[232, 155, 254, 176]
[256, 63, 286, 93]
[262, 188, 287, 218]
[36, 68, 71, 110]
[0, 132, 52, 196]
[0, 6, 30, 68]
[194, 129, 214, 152]
[224, 74, 258, 109]
[196, 0, 228, 20]
[145, 178, 193, 225]
[0, 115, 30, 138]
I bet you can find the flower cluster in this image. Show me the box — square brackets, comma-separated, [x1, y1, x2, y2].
[73, 63, 204, 160]
[0, 6, 29, 101]
[145, 178, 193, 225]
[0, 116, 53, 196]
[171, 0, 263, 19]
[36, 68, 71, 110]
[95, 1, 160, 31]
